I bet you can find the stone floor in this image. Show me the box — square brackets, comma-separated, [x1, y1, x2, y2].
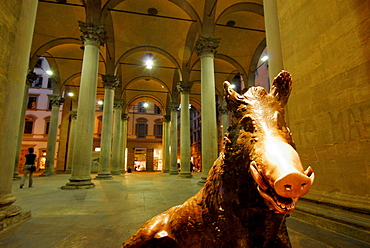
[0, 172, 369, 248]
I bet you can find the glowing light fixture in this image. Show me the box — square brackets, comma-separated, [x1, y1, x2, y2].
[98, 100, 103, 105]
[46, 70, 53, 75]
[144, 53, 154, 69]
[68, 92, 74, 97]
[95, 147, 101, 152]
[143, 102, 149, 108]
[261, 55, 268, 62]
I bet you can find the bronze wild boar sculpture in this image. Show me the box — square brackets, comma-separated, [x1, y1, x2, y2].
[122, 71, 315, 248]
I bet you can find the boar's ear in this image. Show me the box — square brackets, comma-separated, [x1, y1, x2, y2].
[223, 81, 248, 112]
[270, 70, 292, 107]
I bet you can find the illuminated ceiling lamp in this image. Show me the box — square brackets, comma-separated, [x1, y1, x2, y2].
[144, 53, 154, 69]
[261, 55, 268, 62]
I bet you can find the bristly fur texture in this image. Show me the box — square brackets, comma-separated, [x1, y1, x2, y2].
[122, 71, 313, 248]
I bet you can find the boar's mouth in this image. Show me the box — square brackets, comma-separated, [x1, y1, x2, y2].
[249, 161, 297, 215]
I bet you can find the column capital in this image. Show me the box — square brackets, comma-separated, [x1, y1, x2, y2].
[196, 36, 220, 56]
[114, 99, 124, 109]
[78, 21, 107, 47]
[70, 110, 77, 120]
[163, 115, 171, 123]
[177, 81, 193, 94]
[26, 71, 38, 86]
[219, 106, 229, 115]
[48, 95, 64, 106]
[169, 102, 179, 111]
[102, 75, 119, 89]
[122, 113, 129, 121]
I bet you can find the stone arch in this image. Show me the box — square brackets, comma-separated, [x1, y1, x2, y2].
[125, 95, 166, 115]
[215, 2, 264, 24]
[115, 46, 182, 81]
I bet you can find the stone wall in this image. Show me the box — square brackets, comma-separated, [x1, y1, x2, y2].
[277, 0, 370, 209]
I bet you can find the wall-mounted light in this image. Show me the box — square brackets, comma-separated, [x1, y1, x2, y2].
[143, 102, 149, 108]
[98, 100, 103, 105]
[46, 69, 53, 76]
[67, 92, 74, 97]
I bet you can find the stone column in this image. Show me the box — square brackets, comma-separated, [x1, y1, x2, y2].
[111, 99, 123, 175]
[263, 0, 284, 83]
[13, 72, 38, 179]
[196, 36, 220, 183]
[0, 0, 37, 229]
[95, 75, 118, 180]
[65, 110, 77, 173]
[62, 21, 107, 189]
[169, 103, 179, 175]
[162, 115, 171, 173]
[219, 105, 229, 138]
[120, 114, 129, 172]
[178, 81, 193, 178]
[56, 96, 72, 173]
[40, 95, 64, 176]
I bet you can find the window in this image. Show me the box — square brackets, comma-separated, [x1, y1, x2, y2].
[154, 119, 163, 138]
[138, 102, 147, 113]
[47, 78, 53, 88]
[35, 58, 43, 68]
[136, 118, 148, 139]
[27, 95, 38, 109]
[97, 115, 103, 136]
[44, 116, 50, 134]
[24, 115, 37, 134]
[154, 105, 162, 114]
[31, 76, 43, 87]
[96, 99, 104, 111]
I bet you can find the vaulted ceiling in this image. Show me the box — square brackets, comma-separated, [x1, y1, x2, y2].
[32, 0, 265, 114]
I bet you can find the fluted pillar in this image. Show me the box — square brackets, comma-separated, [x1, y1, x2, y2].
[120, 114, 129, 172]
[162, 115, 171, 173]
[169, 103, 179, 175]
[111, 99, 123, 175]
[40, 95, 64, 176]
[95, 75, 118, 180]
[263, 0, 284, 83]
[62, 21, 107, 189]
[196, 36, 220, 183]
[65, 110, 77, 173]
[13, 72, 38, 179]
[178, 81, 193, 178]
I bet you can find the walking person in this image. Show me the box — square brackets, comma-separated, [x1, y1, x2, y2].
[20, 147, 37, 189]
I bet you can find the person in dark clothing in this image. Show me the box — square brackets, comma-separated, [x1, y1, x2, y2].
[20, 147, 37, 189]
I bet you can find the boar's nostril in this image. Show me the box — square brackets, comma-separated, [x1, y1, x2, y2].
[284, 185, 292, 191]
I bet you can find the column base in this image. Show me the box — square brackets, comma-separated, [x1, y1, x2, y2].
[119, 170, 126, 173]
[169, 171, 179, 175]
[163, 169, 169, 173]
[64, 169, 72, 174]
[94, 174, 113, 180]
[198, 176, 207, 184]
[178, 173, 193, 178]
[39, 171, 56, 177]
[110, 170, 121, 175]
[61, 179, 95, 189]
[0, 205, 31, 232]
[13, 175, 21, 181]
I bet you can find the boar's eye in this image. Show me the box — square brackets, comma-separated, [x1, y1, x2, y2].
[240, 116, 255, 133]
